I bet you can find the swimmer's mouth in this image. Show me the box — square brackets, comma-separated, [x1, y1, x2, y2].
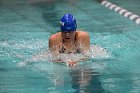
[65, 38, 70, 39]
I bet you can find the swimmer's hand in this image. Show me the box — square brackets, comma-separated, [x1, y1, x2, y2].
[67, 61, 77, 67]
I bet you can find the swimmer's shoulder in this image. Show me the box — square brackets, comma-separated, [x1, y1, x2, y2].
[49, 32, 62, 41]
[76, 31, 89, 38]
[49, 32, 62, 47]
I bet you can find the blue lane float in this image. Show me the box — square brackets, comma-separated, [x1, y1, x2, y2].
[100, 0, 140, 25]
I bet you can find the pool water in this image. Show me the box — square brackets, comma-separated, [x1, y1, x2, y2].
[0, 0, 140, 93]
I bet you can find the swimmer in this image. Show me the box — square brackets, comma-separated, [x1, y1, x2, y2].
[49, 14, 90, 66]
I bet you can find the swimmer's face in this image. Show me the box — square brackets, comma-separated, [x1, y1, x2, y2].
[61, 31, 76, 40]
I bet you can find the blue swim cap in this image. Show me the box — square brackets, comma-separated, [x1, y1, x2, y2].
[60, 14, 77, 32]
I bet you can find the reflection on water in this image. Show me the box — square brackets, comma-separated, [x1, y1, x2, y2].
[70, 68, 104, 93]
[0, 0, 3, 7]
[29, 0, 77, 30]
[0, 0, 140, 93]
[29, 0, 59, 29]
[30, 0, 59, 27]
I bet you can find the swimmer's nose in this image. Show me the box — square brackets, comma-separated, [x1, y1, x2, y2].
[64, 32, 70, 36]
[66, 32, 69, 35]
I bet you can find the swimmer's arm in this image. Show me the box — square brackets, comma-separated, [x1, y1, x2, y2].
[49, 37, 65, 63]
[78, 32, 90, 53]
[49, 36, 60, 56]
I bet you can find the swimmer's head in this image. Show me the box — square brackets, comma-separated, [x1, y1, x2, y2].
[60, 14, 77, 32]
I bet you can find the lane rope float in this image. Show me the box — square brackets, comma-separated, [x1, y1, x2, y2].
[99, 0, 140, 25]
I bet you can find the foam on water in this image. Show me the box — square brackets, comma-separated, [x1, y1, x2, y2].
[18, 44, 111, 67]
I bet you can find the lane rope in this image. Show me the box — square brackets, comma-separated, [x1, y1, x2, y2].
[100, 0, 140, 25]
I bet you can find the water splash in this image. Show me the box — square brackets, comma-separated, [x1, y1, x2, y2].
[18, 44, 111, 67]
[89, 44, 111, 59]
